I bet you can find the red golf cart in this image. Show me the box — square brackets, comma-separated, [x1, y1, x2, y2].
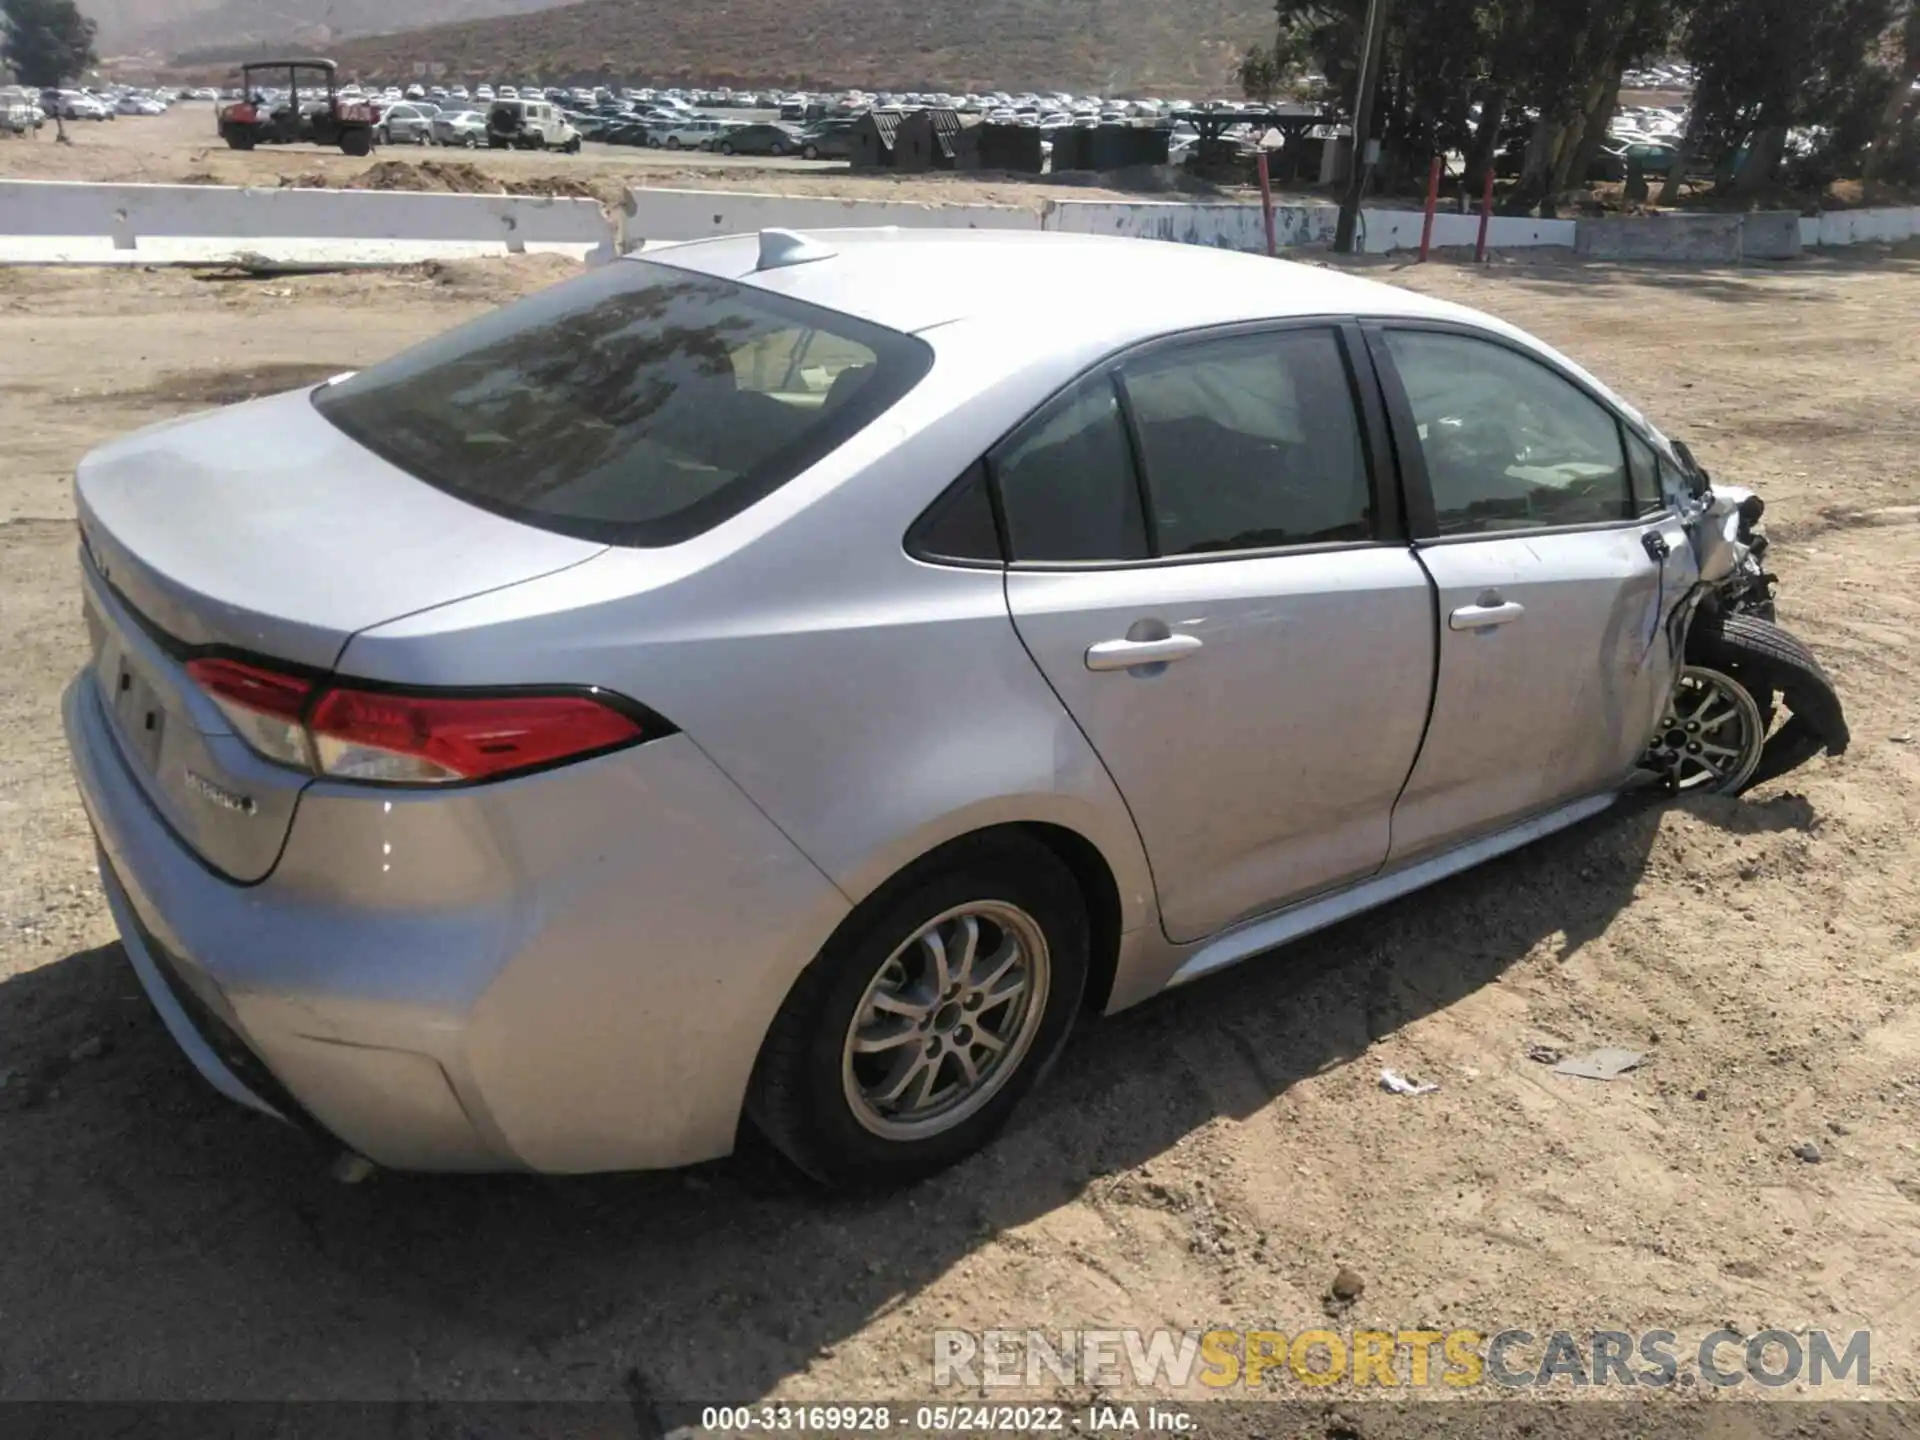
[217, 58, 377, 155]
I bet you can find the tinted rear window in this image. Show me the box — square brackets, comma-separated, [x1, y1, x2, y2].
[312, 258, 933, 546]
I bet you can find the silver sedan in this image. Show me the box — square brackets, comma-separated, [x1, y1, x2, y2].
[61, 229, 1832, 1189]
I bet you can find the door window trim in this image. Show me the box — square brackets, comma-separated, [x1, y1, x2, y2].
[1361, 318, 1674, 546]
[956, 316, 1407, 572]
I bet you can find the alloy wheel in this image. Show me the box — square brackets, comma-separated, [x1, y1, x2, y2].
[1647, 666, 1767, 793]
[841, 902, 1050, 1140]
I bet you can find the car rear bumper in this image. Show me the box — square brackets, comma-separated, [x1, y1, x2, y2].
[64, 669, 852, 1173]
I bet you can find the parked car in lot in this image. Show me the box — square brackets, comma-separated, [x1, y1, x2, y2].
[799, 118, 857, 159]
[486, 98, 581, 152]
[0, 85, 42, 133]
[650, 116, 725, 149]
[1590, 138, 1678, 181]
[62, 230, 1845, 1191]
[430, 108, 487, 147]
[601, 118, 652, 146]
[375, 100, 438, 145]
[716, 121, 803, 156]
[48, 88, 113, 120]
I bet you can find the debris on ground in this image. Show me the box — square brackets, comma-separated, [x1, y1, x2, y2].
[1793, 1141, 1824, 1164]
[1379, 1068, 1438, 1096]
[1551, 1047, 1645, 1081]
[67, 1035, 106, 1062]
[1527, 1043, 1565, 1064]
[1324, 1266, 1367, 1315]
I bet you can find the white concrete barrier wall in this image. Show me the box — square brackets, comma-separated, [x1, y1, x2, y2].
[0, 178, 615, 263]
[628, 186, 1041, 242]
[1041, 199, 1338, 250]
[3, 178, 1915, 266]
[1815, 206, 1919, 246]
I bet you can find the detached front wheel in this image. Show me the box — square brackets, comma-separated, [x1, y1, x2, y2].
[1647, 667, 1767, 794]
[748, 834, 1088, 1191]
[1684, 610, 1850, 790]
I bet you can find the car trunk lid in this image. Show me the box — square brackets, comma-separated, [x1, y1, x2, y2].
[75, 387, 605, 882]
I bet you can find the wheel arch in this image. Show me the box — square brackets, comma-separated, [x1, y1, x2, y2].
[781, 813, 1139, 1037]
[1013, 820, 1124, 1014]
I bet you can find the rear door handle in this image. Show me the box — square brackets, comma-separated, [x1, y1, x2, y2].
[1085, 635, 1204, 672]
[1449, 601, 1526, 631]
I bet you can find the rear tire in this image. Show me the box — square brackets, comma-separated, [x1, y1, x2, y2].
[802, 143, 819, 159]
[747, 833, 1088, 1191]
[339, 128, 372, 157]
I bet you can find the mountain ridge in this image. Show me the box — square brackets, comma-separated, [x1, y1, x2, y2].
[305, 0, 1274, 98]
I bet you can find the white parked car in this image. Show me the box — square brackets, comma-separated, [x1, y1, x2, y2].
[651, 116, 726, 150]
[485, 98, 581, 152]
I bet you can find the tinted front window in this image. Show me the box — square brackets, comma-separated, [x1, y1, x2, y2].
[1384, 329, 1632, 534]
[313, 259, 931, 546]
[1121, 329, 1373, 554]
[1623, 428, 1666, 516]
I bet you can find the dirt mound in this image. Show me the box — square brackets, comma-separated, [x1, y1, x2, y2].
[502, 175, 601, 200]
[353, 159, 500, 194]
[275, 170, 330, 190]
[395, 253, 583, 296]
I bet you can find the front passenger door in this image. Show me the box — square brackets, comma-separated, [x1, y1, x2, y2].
[1370, 325, 1698, 863]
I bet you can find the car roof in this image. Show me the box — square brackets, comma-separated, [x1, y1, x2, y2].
[640, 227, 1483, 342]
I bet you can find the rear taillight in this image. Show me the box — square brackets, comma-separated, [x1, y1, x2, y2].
[308, 688, 643, 784]
[186, 657, 651, 786]
[187, 657, 314, 769]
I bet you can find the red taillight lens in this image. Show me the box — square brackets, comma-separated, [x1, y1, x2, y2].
[186, 656, 312, 719]
[185, 657, 650, 786]
[307, 688, 645, 784]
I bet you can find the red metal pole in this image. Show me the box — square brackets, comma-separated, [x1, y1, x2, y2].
[1418, 154, 1442, 261]
[1257, 149, 1277, 257]
[1475, 165, 1495, 264]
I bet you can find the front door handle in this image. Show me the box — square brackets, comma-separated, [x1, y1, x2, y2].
[1449, 601, 1526, 631]
[1085, 635, 1204, 672]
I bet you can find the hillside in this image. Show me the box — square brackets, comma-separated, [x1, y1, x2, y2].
[89, 0, 573, 62]
[320, 0, 1275, 97]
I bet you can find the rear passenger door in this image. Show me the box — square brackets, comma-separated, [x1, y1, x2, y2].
[1000, 323, 1436, 944]
[1367, 323, 1697, 863]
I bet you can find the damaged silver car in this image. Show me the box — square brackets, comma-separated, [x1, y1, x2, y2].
[63, 231, 1847, 1189]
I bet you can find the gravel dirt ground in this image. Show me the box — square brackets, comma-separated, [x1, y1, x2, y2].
[2, 178, 1919, 1418]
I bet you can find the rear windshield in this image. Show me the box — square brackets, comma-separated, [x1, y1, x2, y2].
[312, 257, 932, 546]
